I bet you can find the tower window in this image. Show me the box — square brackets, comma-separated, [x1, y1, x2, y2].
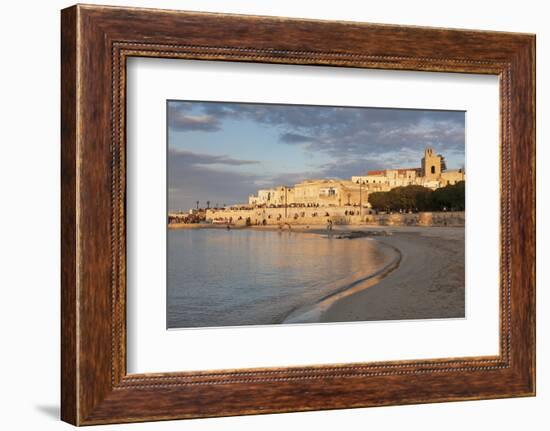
[431, 166, 436, 174]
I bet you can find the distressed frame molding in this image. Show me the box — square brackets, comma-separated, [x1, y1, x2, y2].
[61, 4, 535, 425]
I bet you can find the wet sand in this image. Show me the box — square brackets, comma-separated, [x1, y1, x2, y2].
[283, 226, 465, 323]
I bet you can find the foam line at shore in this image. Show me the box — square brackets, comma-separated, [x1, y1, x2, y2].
[282, 241, 402, 324]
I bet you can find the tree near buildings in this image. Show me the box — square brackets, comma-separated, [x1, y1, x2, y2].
[431, 181, 465, 211]
[368, 181, 465, 212]
[368, 191, 392, 212]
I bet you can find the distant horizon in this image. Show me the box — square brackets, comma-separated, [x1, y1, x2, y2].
[168, 100, 465, 212]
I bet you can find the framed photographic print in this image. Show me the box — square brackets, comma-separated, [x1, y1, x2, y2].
[61, 4, 535, 425]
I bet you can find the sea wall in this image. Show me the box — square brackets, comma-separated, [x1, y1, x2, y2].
[205, 207, 464, 227]
[363, 212, 464, 227]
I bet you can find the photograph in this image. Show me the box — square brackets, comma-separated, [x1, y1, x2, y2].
[0, 0, 541, 428]
[166, 100, 466, 329]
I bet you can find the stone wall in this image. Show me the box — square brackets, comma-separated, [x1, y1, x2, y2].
[363, 211, 464, 227]
[206, 207, 464, 227]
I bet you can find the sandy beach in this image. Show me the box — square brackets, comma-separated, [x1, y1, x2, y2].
[281, 225, 465, 323]
[167, 223, 465, 327]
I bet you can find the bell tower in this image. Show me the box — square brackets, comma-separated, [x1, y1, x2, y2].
[421, 147, 442, 179]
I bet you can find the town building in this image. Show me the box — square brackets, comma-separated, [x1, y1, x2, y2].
[247, 147, 465, 209]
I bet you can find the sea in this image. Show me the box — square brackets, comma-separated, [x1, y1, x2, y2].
[167, 228, 396, 328]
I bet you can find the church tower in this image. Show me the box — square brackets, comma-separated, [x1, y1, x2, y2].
[421, 147, 442, 180]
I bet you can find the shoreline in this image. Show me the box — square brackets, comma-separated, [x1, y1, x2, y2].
[168, 210, 465, 230]
[320, 227, 465, 323]
[282, 241, 402, 323]
[168, 224, 465, 324]
[277, 225, 465, 324]
[167, 222, 463, 233]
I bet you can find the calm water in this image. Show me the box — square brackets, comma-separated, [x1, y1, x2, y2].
[167, 229, 395, 328]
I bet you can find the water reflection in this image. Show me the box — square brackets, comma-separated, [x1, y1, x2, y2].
[167, 229, 394, 328]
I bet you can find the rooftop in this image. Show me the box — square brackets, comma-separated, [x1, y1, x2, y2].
[366, 168, 421, 176]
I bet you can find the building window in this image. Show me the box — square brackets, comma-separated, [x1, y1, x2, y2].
[431, 166, 436, 174]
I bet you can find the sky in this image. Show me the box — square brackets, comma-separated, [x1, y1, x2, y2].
[167, 100, 465, 212]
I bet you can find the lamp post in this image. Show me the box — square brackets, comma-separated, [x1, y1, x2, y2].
[284, 186, 288, 219]
[359, 181, 363, 217]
